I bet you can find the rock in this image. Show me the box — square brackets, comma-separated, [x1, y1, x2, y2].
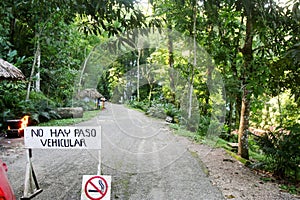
[165, 116, 173, 123]
[56, 107, 83, 119]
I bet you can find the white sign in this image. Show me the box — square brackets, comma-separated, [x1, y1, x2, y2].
[24, 126, 101, 149]
[81, 175, 111, 200]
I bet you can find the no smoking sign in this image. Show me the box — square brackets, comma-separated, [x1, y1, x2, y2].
[81, 175, 111, 200]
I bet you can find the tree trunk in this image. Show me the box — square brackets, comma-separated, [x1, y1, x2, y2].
[238, 87, 250, 159]
[9, 17, 15, 45]
[235, 95, 242, 128]
[277, 93, 282, 126]
[237, 8, 253, 159]
[137, 48, 141, 101]
[188, 6, 197, 119]
[35, 41, 41, 92]
[26, 37, 40, 100]
[167, 26, 176, 104]
[227, 100, 233, 135]
[79, 46, 97, 90]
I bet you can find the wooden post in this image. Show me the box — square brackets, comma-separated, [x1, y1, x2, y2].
[21, 149, 43, 200]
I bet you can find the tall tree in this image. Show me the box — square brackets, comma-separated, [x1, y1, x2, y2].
[200, 0, 292, 158]
[231, 0, 291, 158]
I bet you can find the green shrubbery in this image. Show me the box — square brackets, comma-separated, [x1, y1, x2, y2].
[128, 100, 149, 112]
[10, 91, 60, 124]
[0, 81, 61, 131]
[128, 100, 181, 122]
[67, 99, 98, 111]
[256, 124, 300, 181]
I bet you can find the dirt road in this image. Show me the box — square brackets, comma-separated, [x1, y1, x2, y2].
[1, 103, 223, 199]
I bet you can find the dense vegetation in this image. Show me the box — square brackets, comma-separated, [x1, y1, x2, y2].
[0, 0, 299, 188]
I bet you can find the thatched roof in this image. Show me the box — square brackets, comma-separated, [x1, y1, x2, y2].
[0, 58, 25, 80]
[77, 88, 103, 99]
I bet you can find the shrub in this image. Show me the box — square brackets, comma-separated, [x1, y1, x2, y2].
[67, 99, 96, 111]
[256, 124, 300, 181]
[128, 100, 149, 112]
[145, 101, 181, 122]
[197, 115, 210, 136]
[147, 104, 166, 119]
[164, 103, 180, 119]
[17, 92, 60, 124]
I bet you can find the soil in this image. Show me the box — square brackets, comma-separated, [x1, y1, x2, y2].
[182, 136, 300, 200]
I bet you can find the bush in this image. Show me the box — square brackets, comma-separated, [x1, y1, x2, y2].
[0, 81, 26, 131]
[67, 99, 96, 111]
[197, 115, 210, 136]
[256, 124, 300, 180]
[146, 103, 166, 119]
[128, 100, 149, 112]
[17, 92, 60, 124]
[128, 100, 181, 122]
[145, 101, 181, 122]
[164, 103, 180, 119]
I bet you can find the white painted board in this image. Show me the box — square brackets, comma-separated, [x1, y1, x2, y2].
[24, 126, 101, 149]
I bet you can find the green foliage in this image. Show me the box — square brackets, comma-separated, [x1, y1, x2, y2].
[76, 0, 146, 36]
[277, 95, 300, 127]
[197, 115, 211, 137]
[68, 100, 98, 111]
[173, 126, 200, 141]
[279, 184, 300, 195]
[0, 81, 27, 130]
[97, 70, 111, 100]
[146, 102, 166, 119]
[37, 19, 100, 106]
[128, 100, 149, 112]
[147, 101, 181, 122]
[18, 92, 60, 124]
[256, 124, 300, 181]
[0, 82, 60, 130]
[219, 125, 238, 143]
[128, 100, 181, 122]
[250, 91, 300, 129]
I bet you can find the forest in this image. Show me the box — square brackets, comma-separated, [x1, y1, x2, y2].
[0, 0, 299, 189]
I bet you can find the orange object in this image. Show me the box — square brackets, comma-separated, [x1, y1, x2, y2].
[18, 115, 29, 132]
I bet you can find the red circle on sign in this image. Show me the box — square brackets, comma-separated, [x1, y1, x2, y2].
[84, 176, 108, 200]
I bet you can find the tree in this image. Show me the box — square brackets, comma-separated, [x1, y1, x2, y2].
[231, 0, 293, 159]
[2, 0, 148, 102]
[198, 0, 294, 159]
[151, 0, 207, 106]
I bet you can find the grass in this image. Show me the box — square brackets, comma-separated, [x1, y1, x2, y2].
[190, 151, 209, 175]
[280, 184, 300, 195]
[172, 125, 198, 138]
[39, 110, 101, 126]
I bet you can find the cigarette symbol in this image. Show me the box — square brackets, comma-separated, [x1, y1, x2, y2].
[88, 179, 105, 193]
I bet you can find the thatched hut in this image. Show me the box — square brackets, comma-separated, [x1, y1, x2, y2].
[76, 88, 104, 109]
[77, 88, 103, 100]
[0, 58, 25, 80]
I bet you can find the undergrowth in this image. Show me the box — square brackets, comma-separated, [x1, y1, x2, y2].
[39, 110, 100, 126]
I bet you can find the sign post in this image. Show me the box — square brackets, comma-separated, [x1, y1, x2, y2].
[97, 150, 101, 175]
[20, 149, 43, 200]
[22, 126, 102, 199]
